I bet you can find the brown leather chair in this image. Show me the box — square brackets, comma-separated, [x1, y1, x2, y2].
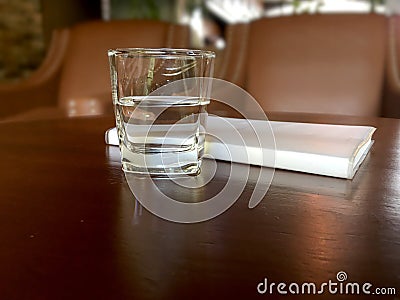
[213, 23, 249, 88]
[0, 19, 189, 120]
[383, 14, 400, 118]
[237, 14, 387, 117]
[0, 29, 69, 119]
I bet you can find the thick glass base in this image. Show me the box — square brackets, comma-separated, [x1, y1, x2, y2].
[122, 161, 201, 177]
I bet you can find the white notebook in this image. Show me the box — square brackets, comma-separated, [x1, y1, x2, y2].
[105, 116, 376, 179]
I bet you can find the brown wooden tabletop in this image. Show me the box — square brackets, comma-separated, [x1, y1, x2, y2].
[0, 114, 399, 299]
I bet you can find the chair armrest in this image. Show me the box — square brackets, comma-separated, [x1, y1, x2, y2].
[0, 28, 70, 118]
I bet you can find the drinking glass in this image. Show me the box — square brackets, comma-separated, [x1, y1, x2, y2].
[108, 48, 215, 176]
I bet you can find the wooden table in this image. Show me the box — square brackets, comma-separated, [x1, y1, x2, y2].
[0, 114, 399, 299]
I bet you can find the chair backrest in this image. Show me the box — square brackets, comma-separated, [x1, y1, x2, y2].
[383, 14, 400, 118]
[214, 23, 249, 88]
[58, 19, 190, 116]
[243, 14, 387, 117]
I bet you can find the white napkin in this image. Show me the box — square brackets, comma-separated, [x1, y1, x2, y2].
[105, 116, 376, 179]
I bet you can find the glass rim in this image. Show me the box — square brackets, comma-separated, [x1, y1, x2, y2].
[108, 47, 215, 59]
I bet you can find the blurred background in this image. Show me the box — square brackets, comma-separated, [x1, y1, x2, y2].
[0, 0, 398, 83]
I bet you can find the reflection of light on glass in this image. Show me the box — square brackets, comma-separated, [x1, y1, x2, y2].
[190, 8, 204, 47]
[132, 199, 143, 225]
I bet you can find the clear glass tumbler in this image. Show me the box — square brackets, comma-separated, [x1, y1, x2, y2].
[108, 48, 215, 176]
